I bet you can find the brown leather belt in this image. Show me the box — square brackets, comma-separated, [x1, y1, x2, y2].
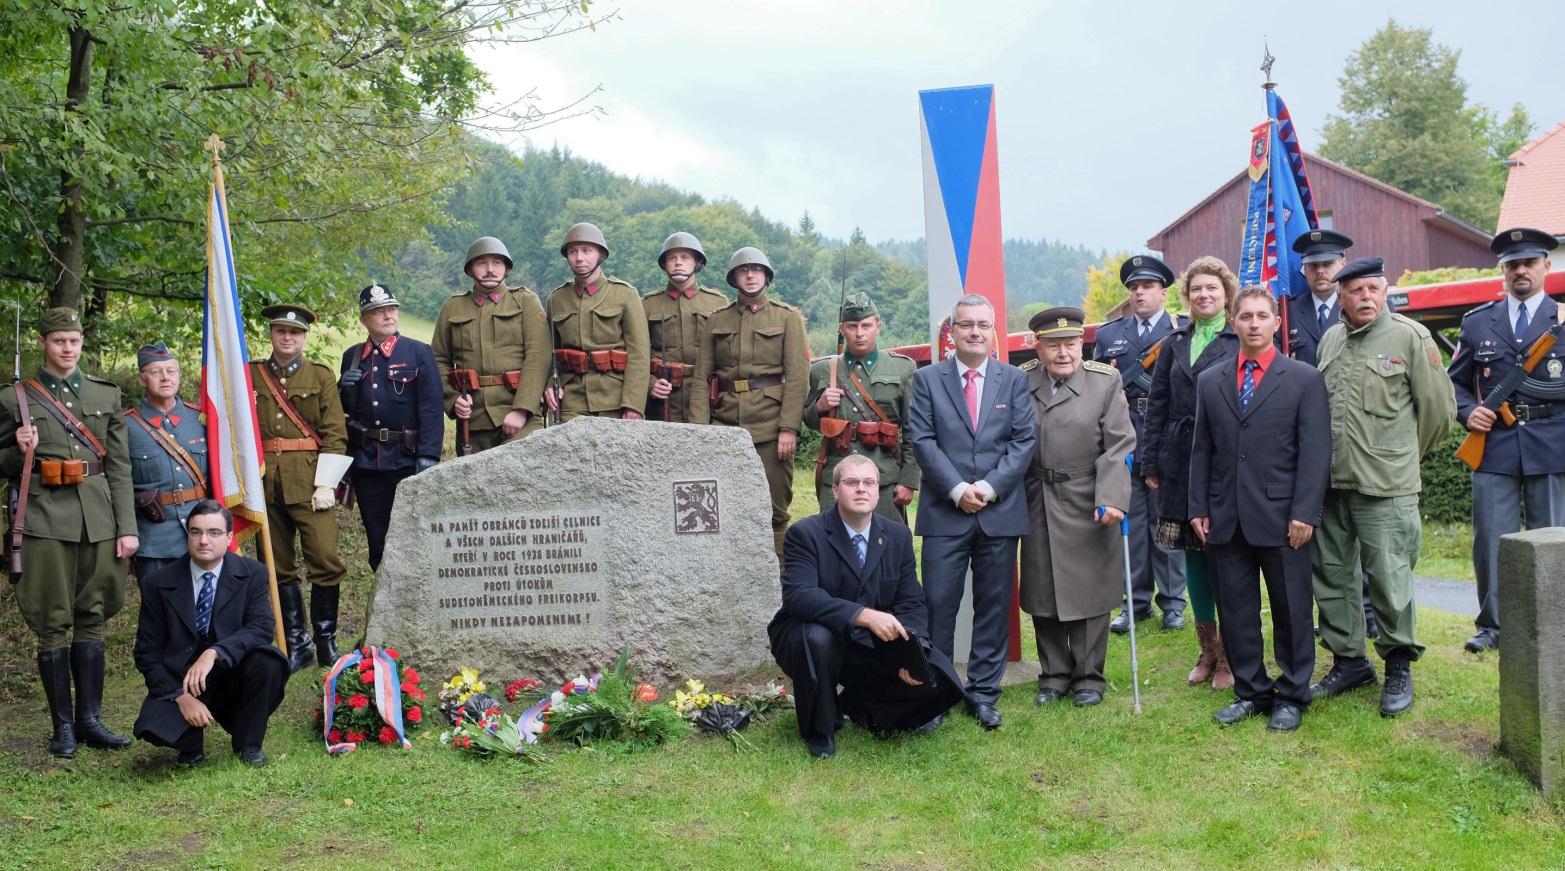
[30, 461, 106, 485]
[157, 485, 206, 506]
[261, 438, 317, 453]
[716, 374, 786, 393]
[475, 372, 521, 388]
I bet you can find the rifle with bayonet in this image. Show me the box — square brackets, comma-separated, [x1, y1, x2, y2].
[814, 248, 853, 485]
[8, 304, 35, 580]
[1456, 315, 1564, 471]
[545, 313, 563, 427]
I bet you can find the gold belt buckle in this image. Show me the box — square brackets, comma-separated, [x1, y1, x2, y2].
[377, 428, 391, 441]
[733, 379, 750, 392]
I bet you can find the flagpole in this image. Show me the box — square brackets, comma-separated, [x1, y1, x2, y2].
[1261, 44, 1294, 357]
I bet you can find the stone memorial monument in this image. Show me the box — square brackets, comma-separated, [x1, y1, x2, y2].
[1498, 527, 1565, 798]
[365, 418, 781, 685]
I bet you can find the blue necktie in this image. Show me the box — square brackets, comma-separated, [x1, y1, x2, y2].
[1139, 319, 1150, 338]
[195, 571, 215, 636]
[1239, 360, 1258, 411]
[1318, 303, 1330, 334]
[1516, 304, 1530, 341]
[851, 533, 866, 568]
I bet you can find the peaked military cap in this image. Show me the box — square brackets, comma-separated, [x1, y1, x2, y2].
[1029, 306, 1086, 338]
[1334, 257, 1385, 285]
[839, 292, 880, 322]
[37, 307, 82, 336]
[262, 303, 316, 329]
[358, 283, 399, 313]
[1291, 229, 1354, 264]
[1119, 255, 1175, 288]
[1491, 227, 1559, 264]
[137, 341, 175, 370]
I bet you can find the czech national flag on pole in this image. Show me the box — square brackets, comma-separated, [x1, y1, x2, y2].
[1238, 88, 1318, 300]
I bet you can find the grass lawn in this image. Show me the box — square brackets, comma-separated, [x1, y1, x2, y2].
[2, 478, 1560, 869]
[1419, 521, 1476, 582]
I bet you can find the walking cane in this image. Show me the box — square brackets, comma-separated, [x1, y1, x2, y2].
[1101, 452, 1142, 715]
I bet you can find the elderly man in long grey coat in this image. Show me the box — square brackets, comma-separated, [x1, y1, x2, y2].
[1019, 307, 1135, 708]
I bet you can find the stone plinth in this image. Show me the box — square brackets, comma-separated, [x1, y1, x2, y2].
[1498, 527, 1565, 798]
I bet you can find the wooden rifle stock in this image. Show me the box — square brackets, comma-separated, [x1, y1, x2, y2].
[1139, 337, 1165, 372]
[1454, 328, 1558, 471]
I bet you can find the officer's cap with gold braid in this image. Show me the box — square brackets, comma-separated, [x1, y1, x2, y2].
[37, 307, 82, 336]
[1029, 306, 1086, 339]
[262, 304, 316, 330]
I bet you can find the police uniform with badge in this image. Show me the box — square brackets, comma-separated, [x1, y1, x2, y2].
[690, 247, 810, 556]
[1094, 255, 1187, 631]
[339, 284, 442, 572]
[1448, 227, 1565, 653]
[125, 341, 209, 581]
[432, 236, 552, 450]
[249, 304, 350, 672]
[1281, 230, 1352, 366]
[642, 232, 728, 423]
[802, 293, 921, 522]
[0, 308, 138, 756]
[548, 223, 651, 419]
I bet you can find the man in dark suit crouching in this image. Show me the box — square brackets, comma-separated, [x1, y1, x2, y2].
[132, 500, 289, 765]
[1189, 286, 1330, 732]
[769, 455, 965, 758]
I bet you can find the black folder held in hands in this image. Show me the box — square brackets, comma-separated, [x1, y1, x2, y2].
[876, 634, 934, 685]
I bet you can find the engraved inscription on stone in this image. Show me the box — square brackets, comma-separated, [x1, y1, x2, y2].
[673, 479, 719, 535]
[429, 511, 607, 636]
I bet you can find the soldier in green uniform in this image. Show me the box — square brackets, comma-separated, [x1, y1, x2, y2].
[690, 247, 810, 556]
[432, 236, 552, 451]
[545, 223, 650, 420]
[0, 308, 138, 757]
[643, 232, 727, 422]
[1312, 258, 1455, 717]
[803, 292, 920, 522]
[249, 304, 350, 672]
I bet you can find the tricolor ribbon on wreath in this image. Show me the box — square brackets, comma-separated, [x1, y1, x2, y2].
[323, 645, 412, 754]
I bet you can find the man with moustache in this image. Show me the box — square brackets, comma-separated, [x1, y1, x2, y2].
[1313, 258, 1454, 716]
[433, 236, 552, 450]
[546, 223, 650, 421]
[1448, 228, 1565, 653]
[125, 342, 209, 582]
[1190, 287, 1330, 732]
[690, 246, 810, 556]
[1094, 255, 1187, 634]
[642, 232, 727, 422]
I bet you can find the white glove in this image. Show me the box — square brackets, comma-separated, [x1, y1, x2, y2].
[311, 486, 336, 511]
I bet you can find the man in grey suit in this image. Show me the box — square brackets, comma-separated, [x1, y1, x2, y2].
[907, 294, 1037, 730]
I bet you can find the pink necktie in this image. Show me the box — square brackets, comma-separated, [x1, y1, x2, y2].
[964, 369, 980, 431]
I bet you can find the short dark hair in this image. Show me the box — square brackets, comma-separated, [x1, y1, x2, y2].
[1231, 285, 1278, 315]
[187, 499, 232, 532]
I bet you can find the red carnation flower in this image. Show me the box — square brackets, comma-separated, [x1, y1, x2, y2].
[401, 667, 420, 685]
[334, 694, 344, 707]
[379, 726, 397, 745]
[408, 688, 426, 701]
[407, 706, 423, 723]
[384, 648, 400, 659]
[561, 680, 576, 694]
[348, 693, 369, 710]
[346, 730, 366, 743]
[328, 729, 342, 743]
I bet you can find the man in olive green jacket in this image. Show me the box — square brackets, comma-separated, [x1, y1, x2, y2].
[546, 223, 650, 420]
[1312, 257, 1455, 718]
[0, 308, 138, 757]
[691, 247, 809, 555]
[433, 236, 552, 449]
[643, 232, 727, 422]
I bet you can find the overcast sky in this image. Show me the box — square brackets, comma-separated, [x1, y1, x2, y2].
[475, 0, 1565, 253]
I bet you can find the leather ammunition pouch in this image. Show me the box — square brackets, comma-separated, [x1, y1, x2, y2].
[651, 357, 687, 388]
[554, 348, 589, 374]
[447, 368, 482, 392]
[855, 421, 900, 449]
[588, 349, 628, 373]
[36, 458, 95, 487]
[819, 416, 852, 452]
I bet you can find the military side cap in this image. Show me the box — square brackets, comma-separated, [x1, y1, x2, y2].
[839, 292, 880, 321]
[359, 283, 399, 313]
[1334, 257, 1385, 285]
[262, 304, 316, 329]
[37, 307, 82, 336]
[1291, 229, 1354, 264]
[1119, 255, 1175, 288]
[137, 341, 175, 369]
[1029, 306, 1086, 338]
[1491, 227, 1559, 264]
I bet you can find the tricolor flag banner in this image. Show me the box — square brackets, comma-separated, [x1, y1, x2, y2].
[1238, 87, 1319, 299]
[919, 85, 1007, 360]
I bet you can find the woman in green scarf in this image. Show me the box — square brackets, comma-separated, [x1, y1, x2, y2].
[1140, 256, 1241, 690]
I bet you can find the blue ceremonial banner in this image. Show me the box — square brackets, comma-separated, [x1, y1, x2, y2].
[1238, 88, 1318, 298]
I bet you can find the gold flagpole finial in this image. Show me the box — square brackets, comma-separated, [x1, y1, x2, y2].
[204, 134, 226, 166]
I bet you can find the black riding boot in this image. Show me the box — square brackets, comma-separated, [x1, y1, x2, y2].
[277, 584, 315, 673]
[37, 649, 77, 758]
[311, 584, 341, 667]
[71, 641, 131, 749]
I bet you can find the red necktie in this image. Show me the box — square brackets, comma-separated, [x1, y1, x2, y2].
[964, 369, 980, 431]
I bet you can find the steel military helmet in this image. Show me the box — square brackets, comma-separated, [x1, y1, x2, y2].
[560, 222, 610, 260]
[726, 246, 774, 289]
[658, 232, 707, 269]
[464, 236, 513, 276]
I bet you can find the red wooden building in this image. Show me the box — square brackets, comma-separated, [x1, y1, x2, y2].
[1145, 152, 1493, 281]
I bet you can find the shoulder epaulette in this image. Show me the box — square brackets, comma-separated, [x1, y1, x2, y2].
[1019, 358, 1040, 371]
[83, 373, 118, 386]
[1462, 300, 1500, 319]
[1082, 359, 1116, 376]
[180, 398, 202, 412]
[885, 350, 915, 363]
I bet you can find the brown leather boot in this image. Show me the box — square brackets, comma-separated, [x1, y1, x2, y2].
[1188, 621, 1219, 686]
[1210, 630, 1235, 690]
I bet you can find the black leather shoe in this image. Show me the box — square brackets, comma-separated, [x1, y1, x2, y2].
[1212, 698, 1268, 726]
[967, 702, 1002, 730]
[1380, 655, 1414, 718]
[1266, 703, 1302, 732]
[1072, 689, 1103, 708]
[1365, 612, 1381, 640]
[917, 714, 944, 734]
[1109, 610, 1151, 635]
[806, 733, 836, 759]
[177, 751, 206, 766]
[1161, 610, 1186, 630]
[1034, 688, 1063, 707]
[1309, 657, 1378, 700]
[1464, 630, 1498, 653]
[237, 748, 268, 766]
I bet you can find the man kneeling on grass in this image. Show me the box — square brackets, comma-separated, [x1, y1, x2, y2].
[767, 455, 965, 758]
